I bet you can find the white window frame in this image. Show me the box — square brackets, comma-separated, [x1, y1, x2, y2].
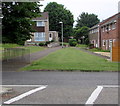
[105, 26, 108, 31]
[108, 25, 111, 31]
[36, 21, 45, 27]
[34, 32, 45, 41]
[112, 23, 116, 30]
[109, 39, 113, 47]
[103, 40, 105, 46]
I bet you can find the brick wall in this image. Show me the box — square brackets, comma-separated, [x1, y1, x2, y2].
[101, 14, 119, 50]
[32, 26, 45, 32]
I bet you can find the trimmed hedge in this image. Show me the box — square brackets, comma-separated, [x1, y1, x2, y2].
[69, 39, 77, 46]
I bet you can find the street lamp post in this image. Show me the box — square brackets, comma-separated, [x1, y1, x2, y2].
[59, 21, 63, 48]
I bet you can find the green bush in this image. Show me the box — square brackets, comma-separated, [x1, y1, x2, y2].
[45, 41, 51, 46]
[51, 40, 54, 42]
[88, 44, 94, 49]
[39, 43, 45, 46]
[69, 39, 77, 46]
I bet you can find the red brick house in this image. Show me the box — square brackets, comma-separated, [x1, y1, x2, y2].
[89, 12, 120, 62]
[26, 12, 58, 44]
[100, 13, 119, 50]
[89, 12, 120, 50]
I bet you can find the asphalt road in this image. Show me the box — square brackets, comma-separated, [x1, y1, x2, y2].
[2, 71, 119, 105]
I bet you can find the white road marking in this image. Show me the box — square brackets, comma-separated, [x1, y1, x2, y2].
[85, 85, 119, 105]
[85, 86, 103, 105]
[4, 85, 47, 104]
[101, 85, 120, 88]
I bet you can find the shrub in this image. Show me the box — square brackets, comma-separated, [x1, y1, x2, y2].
[39, 43, 45, 46]
[69, 39, 77, 46]
[88, 44, 94, 49]
[45, 41, 51, 46]
[51, 40, 54, 42]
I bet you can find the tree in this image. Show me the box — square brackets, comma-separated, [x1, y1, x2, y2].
[2, 2, 41, 45]
[76, 12, 100, 28]
[75, 26, 89, 44]
[44, 2, 74, 39]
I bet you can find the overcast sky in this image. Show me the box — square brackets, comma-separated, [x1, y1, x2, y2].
[40, 0, 120, 26]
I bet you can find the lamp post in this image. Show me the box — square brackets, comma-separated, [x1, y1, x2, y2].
[59, 21, 63, 48]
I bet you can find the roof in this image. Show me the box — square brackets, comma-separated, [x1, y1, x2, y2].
[32, 12, 49, 21]
[90, 12, 120, 29]
[100, 12, 119, 26]
[90, 24, 99, 30]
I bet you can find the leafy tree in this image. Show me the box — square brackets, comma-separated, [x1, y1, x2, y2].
[2, 2, 41, 45]
[76, 12, 100, 28]
[75, 26, 89, 44]
[44, 2, 74, 39]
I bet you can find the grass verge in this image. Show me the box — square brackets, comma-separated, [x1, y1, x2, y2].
[89, 48, 110, 52]
[22, 47, 119, 71]
[1, 44, 46, 60]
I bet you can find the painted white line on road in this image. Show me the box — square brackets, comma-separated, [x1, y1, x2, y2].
[85, 86, 103, 105]
[4, 85, 47, 104]
[101, 85, 120, 88]
[85, 85, 119, 105]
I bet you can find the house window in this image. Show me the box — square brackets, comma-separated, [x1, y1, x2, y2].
[109, 39, 113, 47]
[106, 26, 109, 31]
[103, 40, 105, 46]
[108, 25, 111, 30]
[36, 21, 45, 27]
[112, 23, 116, 30]
[102, 27, 104, 32]
[34, 32, 45, 41]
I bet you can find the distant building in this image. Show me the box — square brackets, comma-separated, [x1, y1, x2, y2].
[26, 12, 58, 44]
[100, 13, 119, 50]
[89, 24, 100, 48]
[89, 12, 120, 50]
[89, 12, 120, 62]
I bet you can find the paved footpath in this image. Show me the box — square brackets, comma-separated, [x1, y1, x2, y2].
[29, 47, 61, 62]
[2, 47, 61, 72]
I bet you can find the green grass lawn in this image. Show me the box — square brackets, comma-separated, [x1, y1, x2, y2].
[1, 43, 22, 48]
[76, 44, 88, 48]
[22, 47, 119, 71]
[1, 44, 46, 60]
[1, 43, 45, 53]
[24, 46, 45, 54]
